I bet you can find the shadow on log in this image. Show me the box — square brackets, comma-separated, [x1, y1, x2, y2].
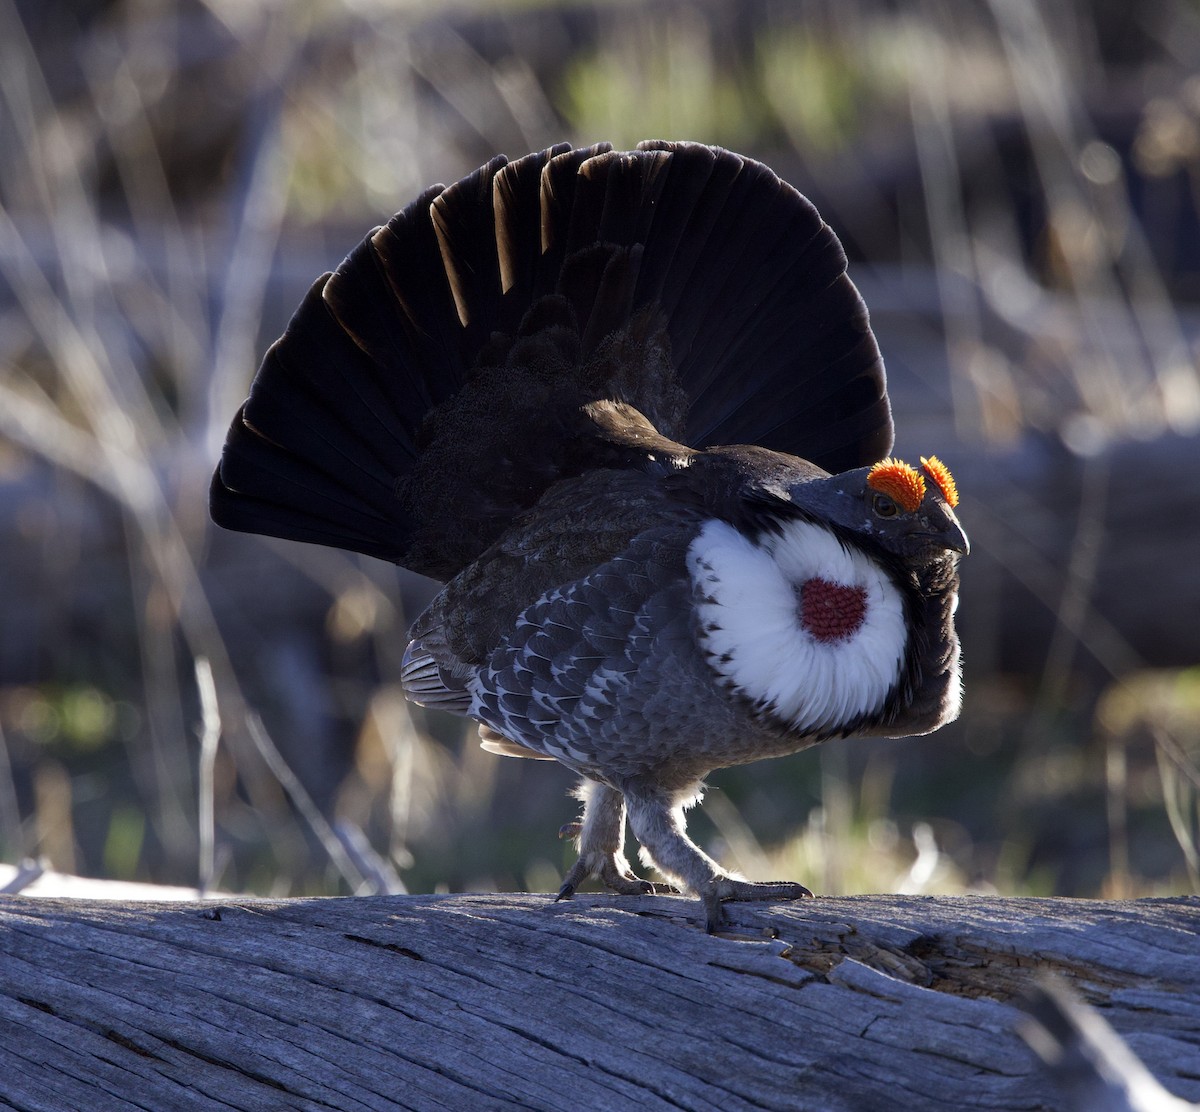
[1, 893, 1197, 1111]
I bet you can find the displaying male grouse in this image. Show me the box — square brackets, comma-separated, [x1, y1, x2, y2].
[211, 141, 967, 930]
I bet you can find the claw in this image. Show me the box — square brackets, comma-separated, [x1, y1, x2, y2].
[555, 858, 590, 901]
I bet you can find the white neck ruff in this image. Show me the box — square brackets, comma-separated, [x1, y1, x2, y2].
[686, 518, 907, 734]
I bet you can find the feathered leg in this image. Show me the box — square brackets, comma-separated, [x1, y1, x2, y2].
[556, 779, 673, 900]
[623, 784, 812, 932]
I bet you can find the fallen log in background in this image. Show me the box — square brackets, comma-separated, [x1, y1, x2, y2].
[1, 892, 1197, 1111]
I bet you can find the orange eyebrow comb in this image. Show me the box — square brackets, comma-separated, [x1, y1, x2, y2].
[866, 458, 926, 512]
[920, 455, 959, 508]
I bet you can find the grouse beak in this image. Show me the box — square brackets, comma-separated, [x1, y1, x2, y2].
[924, 505, 969, 556]
[943, 519, 970, 556]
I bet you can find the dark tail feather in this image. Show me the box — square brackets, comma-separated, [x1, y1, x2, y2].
[493, 142, 573, 311]
[211, 141, 891, 576]
[211, 271, 428, 563]
[430, 154, 508, 345]
[212, 180, 478, 566]
[213, 405, 405, 561]
[628, 140, 891, 470]
[536, 142, 614, 283]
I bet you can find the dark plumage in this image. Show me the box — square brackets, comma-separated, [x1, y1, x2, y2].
[211, 141, 967, 929]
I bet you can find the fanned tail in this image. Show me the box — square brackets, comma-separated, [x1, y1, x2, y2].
[211, 141, 891, 579]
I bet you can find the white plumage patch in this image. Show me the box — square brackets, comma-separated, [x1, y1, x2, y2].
[686, 518, 907, 734]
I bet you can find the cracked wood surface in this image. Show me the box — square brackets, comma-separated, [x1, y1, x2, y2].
[0, 892, 1197, 1111]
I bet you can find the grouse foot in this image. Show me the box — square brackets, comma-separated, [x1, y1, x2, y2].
[555, 779, 676, 901]
[623, 783, 813, 932]
[556, 854, 660, 900]
[698, 877, 813, 934]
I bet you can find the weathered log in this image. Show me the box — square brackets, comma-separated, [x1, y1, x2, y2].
[1, 892, 1197, 1111]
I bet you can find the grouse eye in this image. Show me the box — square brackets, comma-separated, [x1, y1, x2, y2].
[872, 492, 899, 519]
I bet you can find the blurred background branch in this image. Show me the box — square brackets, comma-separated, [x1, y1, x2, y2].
[1, 0, 1199, 906]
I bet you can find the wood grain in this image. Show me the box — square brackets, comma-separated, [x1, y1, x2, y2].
[1, 892, 1198, 1110]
